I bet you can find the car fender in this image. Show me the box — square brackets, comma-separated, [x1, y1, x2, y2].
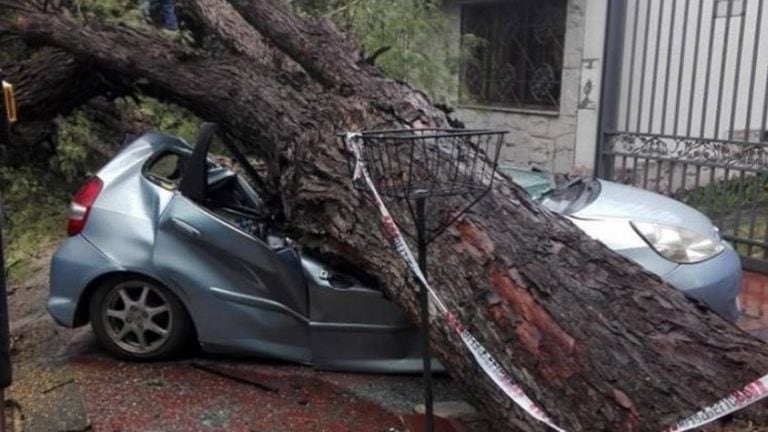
[49, 234, 193, 328]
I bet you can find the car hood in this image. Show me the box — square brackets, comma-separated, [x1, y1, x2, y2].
[571, 179, 715, 236]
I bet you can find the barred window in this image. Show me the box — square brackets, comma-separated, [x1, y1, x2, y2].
[460, 0, 567, 111]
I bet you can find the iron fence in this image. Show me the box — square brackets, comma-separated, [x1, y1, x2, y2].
[599, 0, 768, 271]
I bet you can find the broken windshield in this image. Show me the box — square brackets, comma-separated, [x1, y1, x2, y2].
[538, 178, 601, 214]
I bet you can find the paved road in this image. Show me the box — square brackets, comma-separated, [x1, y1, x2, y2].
[4, 249, 477, 432]
[6, 251, 768, 431]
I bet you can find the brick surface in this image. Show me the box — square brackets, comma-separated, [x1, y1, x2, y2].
[739, 271, 768, 340]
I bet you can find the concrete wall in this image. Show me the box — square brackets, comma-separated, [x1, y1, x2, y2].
[443, 0, 602, 174]
[573, 0, 608, 173]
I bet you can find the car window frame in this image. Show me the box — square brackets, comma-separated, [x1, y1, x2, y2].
[142, 148, 190, 191]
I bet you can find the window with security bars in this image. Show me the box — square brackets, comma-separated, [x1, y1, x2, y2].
[460, 0, 567, 111]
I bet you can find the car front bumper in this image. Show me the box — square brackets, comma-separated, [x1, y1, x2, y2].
[663, 245, 742, 322]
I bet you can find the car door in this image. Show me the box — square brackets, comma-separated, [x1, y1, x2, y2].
[151, 124, 310, 362]
[302, 256, 423, 371]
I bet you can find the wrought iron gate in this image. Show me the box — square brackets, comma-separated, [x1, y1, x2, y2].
[598, 0, 768, 271]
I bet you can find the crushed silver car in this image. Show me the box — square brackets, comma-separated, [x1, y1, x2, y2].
[48, 125, 741, 368]
[49, 124, 427, 371]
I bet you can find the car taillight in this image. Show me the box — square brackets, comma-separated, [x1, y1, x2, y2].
[67, 176, 103, 236]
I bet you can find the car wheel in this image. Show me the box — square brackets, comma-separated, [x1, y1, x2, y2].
[89, 277, 193, 361]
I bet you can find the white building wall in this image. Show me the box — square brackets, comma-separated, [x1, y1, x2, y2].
[443, 0, 591, 174]
[573, 0, 608, 173]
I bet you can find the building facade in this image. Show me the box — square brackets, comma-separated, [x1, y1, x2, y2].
[441, 0, 768, 266]
[442, 0, 608, 174]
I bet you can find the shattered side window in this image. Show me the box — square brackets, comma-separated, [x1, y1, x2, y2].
[145, 151, 185, 189]
[208, 134, 268, 202]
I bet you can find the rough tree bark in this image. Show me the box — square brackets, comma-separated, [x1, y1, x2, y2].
[3, 3, 768, 431]
[5, 49, 109, 122]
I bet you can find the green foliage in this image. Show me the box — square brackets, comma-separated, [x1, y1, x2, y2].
[2, 97, 199, 282]
[2, 109, 100, 282]
[53, 111, 95, 182]
[1, 167, 69, 283]
[298, 0, 473, 103]
[117, 97, 200, 143]
[70, 0, 475, 102]
[735, 219, 766, 259]
[681, 174, 768, 217]
[72, 0, 144, 22]
[681, 174, 768, 259]
[70, 0, 195, 43]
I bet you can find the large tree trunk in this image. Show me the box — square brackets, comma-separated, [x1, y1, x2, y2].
[3, 4, 768, 431]
[5, 49, 110, 122]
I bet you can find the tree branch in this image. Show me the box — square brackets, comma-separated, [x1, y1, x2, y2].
[226, 0, 368, 89]
[183, 0, 274, 63]
[4, 49, 112, 122]
[3, 6, 768, 432]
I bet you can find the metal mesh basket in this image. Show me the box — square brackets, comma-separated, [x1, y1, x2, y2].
[344, 128, 506, 200]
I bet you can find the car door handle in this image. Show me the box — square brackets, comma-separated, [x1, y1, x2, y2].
[171, 218, 201, 238]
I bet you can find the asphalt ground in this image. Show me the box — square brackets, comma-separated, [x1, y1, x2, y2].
[4, 249, 768, 431]
[3, 249, 477, 432]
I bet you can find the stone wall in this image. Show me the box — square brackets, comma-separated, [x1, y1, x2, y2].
[443, 0, 587, 174]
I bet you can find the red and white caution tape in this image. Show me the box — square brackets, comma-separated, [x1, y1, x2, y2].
[345, 132, 768, 432]
[347, 133, 564, 431]
[667, 375, 768, 432]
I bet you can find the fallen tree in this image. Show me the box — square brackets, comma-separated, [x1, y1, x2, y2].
[2, 2, 768, 431]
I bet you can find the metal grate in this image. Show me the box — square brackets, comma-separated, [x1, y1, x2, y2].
[346, 128, 505, 200]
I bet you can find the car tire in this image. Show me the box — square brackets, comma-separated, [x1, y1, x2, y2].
[89, 276, 193, 361]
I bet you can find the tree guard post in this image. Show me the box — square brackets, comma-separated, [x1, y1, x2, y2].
[0, 69, 15, 432]
[414, 192, 433, 432]
[344, 129, 505, 432]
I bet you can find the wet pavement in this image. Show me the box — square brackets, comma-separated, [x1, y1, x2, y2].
[46, 328, 478, 432]
[35, 271, 768, 432]
[72, 355, 406, 432]
[4, 251, 481, 432]
[6, 251, 768, 431]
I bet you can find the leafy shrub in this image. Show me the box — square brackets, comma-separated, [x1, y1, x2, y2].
[0, 167, 69, 283]
[72, 0, 144, 23]
[2, 97, 199, 282]
[296, 0, 480, 104]
[52, 112, 94, 182]
[123, 98, 199, 143]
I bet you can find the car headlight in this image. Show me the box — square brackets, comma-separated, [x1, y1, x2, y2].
[630, 221, 725, 264]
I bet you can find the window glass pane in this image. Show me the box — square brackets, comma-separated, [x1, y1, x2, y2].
[460, 0, 567, 110]
[146, 152, 184, 188]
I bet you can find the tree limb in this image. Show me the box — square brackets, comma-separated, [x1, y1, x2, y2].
[227, 0, 362, 88]
[4, 49, 113, 122]
[3, 5, 768, 432]
[183, 0, 276, 64]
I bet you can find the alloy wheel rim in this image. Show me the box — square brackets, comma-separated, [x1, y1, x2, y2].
[102, 281, 173, 354]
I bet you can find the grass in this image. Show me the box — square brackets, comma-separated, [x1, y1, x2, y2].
[1, 167, 69, 284]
